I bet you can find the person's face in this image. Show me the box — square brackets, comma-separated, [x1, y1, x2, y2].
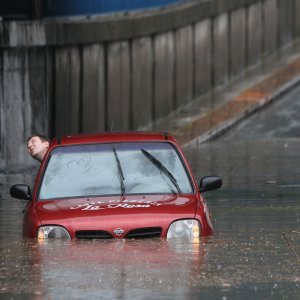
[27, 137, 49, 161]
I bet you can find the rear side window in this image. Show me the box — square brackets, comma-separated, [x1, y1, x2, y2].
[38, 142, 193, 200]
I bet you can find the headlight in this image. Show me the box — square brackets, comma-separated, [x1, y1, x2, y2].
[167, 219, 201, 240]
[37, 226, 70, 240]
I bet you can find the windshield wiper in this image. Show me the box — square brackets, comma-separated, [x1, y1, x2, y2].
[141, 149, 182, 194]
[113, 148, 125, 196]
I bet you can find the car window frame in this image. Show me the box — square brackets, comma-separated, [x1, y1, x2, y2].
[36, 141, 196, 201]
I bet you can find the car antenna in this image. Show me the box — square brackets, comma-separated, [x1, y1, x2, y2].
[110, 121, 114, 132]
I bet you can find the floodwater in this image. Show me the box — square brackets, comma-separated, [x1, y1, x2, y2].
[1, 87, 300, 299]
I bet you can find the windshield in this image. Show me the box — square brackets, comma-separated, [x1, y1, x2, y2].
[38, 142, 194, 200]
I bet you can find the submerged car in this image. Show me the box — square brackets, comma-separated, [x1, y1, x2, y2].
[10, 132, 221, 240]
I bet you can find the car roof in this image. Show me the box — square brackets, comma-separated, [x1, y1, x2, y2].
[50, 132, 177, 147]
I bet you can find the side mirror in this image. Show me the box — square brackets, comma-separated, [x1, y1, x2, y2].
[199, 176, 222, 193]
[10, 184, 32, 200]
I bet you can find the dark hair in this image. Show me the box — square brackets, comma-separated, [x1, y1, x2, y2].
[27, 134, 50, 144]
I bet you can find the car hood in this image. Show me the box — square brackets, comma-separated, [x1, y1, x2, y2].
[35, 194, 198, 236]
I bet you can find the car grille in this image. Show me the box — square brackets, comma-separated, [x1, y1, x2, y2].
[75, 230, 113, 239]
[125, 227, 162, 239]
[75, 228, 162, 239]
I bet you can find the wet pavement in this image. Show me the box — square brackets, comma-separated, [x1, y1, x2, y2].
[1, 85, 300, 299]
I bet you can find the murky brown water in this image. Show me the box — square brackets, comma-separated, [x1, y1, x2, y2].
[1, 139, 299, 299]
[1, 88, 300, 299]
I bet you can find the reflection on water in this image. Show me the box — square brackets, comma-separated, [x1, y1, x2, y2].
[1, 139, 300, 299]
[0, 228, 299, 299]
[0, 238, 206, 299]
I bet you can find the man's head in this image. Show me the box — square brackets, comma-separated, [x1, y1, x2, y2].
[27, 134, 50, 162]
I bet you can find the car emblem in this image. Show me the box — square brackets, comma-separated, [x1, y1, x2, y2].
[114, 228, 124, 236]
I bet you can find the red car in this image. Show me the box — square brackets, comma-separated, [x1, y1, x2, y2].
[10, 132, 221, 240]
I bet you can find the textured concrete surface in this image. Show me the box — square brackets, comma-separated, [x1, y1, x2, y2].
[154, 32, 175, 120]
[194, 19, 212, 95]
[247, 2, 262, 66]
[131, 37, 153, 129]
[55, 46, 80, 135]
[278, 0, 294, 46]
[230, 8, 246, 78]
[296, 0, 300, 36]
[163, 41, 300, 147]
[175, 25, 193, 107]
[263, 0, 277, 56]
[82, 44, 105, 133]
[0, 48, 49, 170]
[148, 38, 300, 143]
[0, 0, 265, 47]
[213, 13, 229, 87]
[107, 41, 131, 131]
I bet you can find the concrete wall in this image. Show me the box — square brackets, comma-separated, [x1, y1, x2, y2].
[213, 13, 229, 87]
[296, 0, 300, 36]
[263, 0, 278, 56]
[278, 0, 294, 46]
[154, 32, 175, 120]
[175, 25, 193, 107]
[131, 37, 153, 129]
[82, 44, 105, 133]
[1, 0, 300, 171]
[230, 8, 246, 78]
[0, 48, 48, 170]
[194, 19, 212, 95]
[107, 41, 130, 131]
[247, 2, 263, 66]
[54, 46, 81, 135]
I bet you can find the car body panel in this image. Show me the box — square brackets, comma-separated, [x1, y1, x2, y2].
[34, 194, 198, 238]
